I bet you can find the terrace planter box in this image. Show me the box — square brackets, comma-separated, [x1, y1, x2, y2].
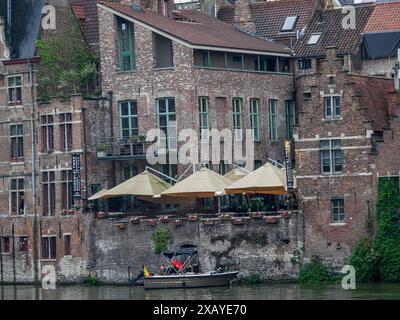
[232, 218, 244, 225]
[188, 215, 198, 222]
[280, 211, 291, 218]
[251, 212, 263, 219]
[146, 219, 157, 226]
[96, 211, 108, 219]
[159, 216, 169, 223]
[172, 219, 183, 227]
[130, 217, 140, 224]
[264, 216, 277, 224]
[219, 214, 231, 221]
[203, 219, 215, 226]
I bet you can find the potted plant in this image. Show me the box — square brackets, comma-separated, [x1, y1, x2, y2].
[138, 134, 146, 142]
[188, 214, 198, 222]
[159, 215, 169, 223]
[96, 144, 109, 158]
[172, 218, 183, 226]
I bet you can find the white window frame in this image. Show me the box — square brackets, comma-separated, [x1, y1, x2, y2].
[281, 16, 298, 31]
[324, 95, 341, 119]
[199, 97, 209, 142]
[320, 139, 342, 175]
[307, 33, 322, 45]
[331, 198, 345, 223]
[7, 75, 23, 106]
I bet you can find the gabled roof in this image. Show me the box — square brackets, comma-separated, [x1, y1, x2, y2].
[364, 0, 400, 32]
[293, 5, 374, 58]
[98, 2, 289, 55]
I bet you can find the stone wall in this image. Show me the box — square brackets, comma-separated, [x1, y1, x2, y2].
[90, 212, 304, 283]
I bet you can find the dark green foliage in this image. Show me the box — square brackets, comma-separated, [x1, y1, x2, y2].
[152, 228, 173, 255]
[248, 273, 260, 284]
[299, 258, 333, 284]
[348, 178, 400, 282]
[36, 7, 97, 98]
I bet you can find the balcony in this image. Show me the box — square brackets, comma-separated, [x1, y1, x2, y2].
[95, 137, 154, 161]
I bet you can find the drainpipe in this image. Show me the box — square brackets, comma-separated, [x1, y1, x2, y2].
[82, 106, 89, 208]
[108, 91, 116, 187]
[0, 234, 3, 283]
[12, 224, 16, 284]
[29, 62, 39, 284]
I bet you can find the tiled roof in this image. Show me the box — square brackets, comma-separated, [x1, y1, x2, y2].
[364, 1, 400, 32]
[72, 0, 120, 56]
[293, 6, 374, 57]
[100, 2, 290, 54]
[251, 0, 317, 40]
[217, 0, 317, 41]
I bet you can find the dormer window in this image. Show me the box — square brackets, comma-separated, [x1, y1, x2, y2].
[307, 33, 321, 45]
[281, 16, 298, 32]
[117, 18, 135, 71]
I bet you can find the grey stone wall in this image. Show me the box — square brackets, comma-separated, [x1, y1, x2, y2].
[89, 213, 304, 283]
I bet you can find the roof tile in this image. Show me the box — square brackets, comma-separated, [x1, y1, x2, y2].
[364, 1, 400, 33]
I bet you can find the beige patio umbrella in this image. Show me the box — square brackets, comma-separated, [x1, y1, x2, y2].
[161, 167, 232, 199]
[224, 168, 248, 182]
[88, 189, 108, 201]
[224, 163, 296, 195]
[101, 170, 172, 198]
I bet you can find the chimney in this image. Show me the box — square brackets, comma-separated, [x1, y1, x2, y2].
[233, 0, 256, 33]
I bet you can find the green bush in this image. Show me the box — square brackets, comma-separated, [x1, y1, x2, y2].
[299, 258, 333, 284]
[248, 273, 261, 284]
[348, 178, 400, 282]
[152, 228, 173, 255]
[87, 274, 98, 286]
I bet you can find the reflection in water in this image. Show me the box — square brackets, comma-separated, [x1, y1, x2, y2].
[1, 283, 400, 300]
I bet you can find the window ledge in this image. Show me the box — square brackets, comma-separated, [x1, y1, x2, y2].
[8, 104, 23, 108]
[9, 215, 26, 218]
[10, 161, 24, 165]
[116, 70, 136, 74]
[322, 117, 342, 122]
[329, 222, 347, 226]
[153, 67, 175, 71]
[1, 253, 11, 255]
[41, 259, 57, 262]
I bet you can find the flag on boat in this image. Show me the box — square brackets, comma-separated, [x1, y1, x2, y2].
[143, 265, 150, 277]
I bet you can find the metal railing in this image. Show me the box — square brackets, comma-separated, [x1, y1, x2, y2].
[95, 137, 153, 160]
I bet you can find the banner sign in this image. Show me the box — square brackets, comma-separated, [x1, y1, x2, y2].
[72, 154, 81, 199]
[285, 140, 294, 192]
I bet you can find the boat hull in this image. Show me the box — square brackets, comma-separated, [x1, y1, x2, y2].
[143, 271, 238, 290]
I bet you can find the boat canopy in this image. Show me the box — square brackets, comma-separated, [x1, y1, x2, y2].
[162, 248, 198, 258]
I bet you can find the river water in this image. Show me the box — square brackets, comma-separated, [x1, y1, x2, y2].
[1, 283, 400, 300]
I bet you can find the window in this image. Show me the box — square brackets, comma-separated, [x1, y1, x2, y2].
[324, 96, 341, 119]
[159, 164, 178, 183]
[285, 100, 295, 139]
[60, 113, 73, 151]
[200, 51, 210, 67]
[232, 98, 243, 141]
[118, 18, 134, 71]
[307, 33, 321, 45]
[199, 97, 209, 142]
[64, 235, 71, 256]
[61, 170, 73, 210]
[41, 115, 54, 152]
[299, 59, 312, 70]
[120, 101, 138, 139]
[320, 139, 342, 175]
[42, 171, 56, 216]
[219, 160, 227, 176]
[1, 237, 10, 254]
[157, 98, 176, 151]
[281, 16, 298, 31]
[42, 236, 56, 260]
[268, 99, 278, 142]
[254, 160, 262, 170]
[121, 165, 138, 181]
[19, 236, 28, 253]
[10, 178, 24, 215]
[260, 56, 277, 72]
[250, 99, 260, 142]
[154, 33, 173, 68]
[10, 124, 24, 160]
[7, 76, 22, 105]
[331, 199, 345, 223]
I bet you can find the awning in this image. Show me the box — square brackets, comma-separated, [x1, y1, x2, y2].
[161, 167, 233, 199]
[362, 31, 400, 60]
[101, 170, 172, 198]
[88, 189, 108, 201]
[224, 163, 296, 195]
[224, 168, 248, 182]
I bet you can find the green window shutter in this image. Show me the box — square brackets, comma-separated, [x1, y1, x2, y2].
[118, 19, 134, 71]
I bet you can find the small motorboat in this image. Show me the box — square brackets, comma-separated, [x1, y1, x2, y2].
[142, 246, 238, 290]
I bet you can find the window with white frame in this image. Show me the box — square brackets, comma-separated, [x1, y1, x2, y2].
[10, 124, 24, 160]
[42, 171, 56, 216]
[61, 170, 73, 210]
[120, 101, 138, 139]
[7, 76, 22, 105]
[324, 95, 341, 119]
[232, 98, 243, 141]
[10, 178, 24, 215]
[250, 98, 260, 142]
[307, 33, 322, 45]
[268, 99, 278, 142]
[320, 139, 342, 175]
[41, 236, 56, 260]
[41, 115, 54, 153]
[59, 113, 73, 151]
[199, 97, 209, 142]
[331, 198, 345, 223]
